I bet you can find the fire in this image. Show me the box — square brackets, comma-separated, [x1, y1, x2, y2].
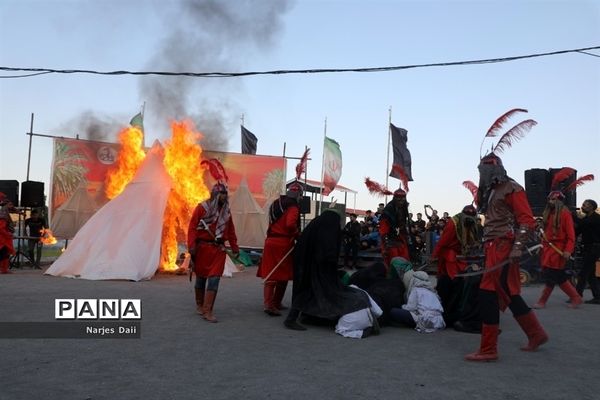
[40, 228, 58, 245]
[105, 126, 146, 199]
[159, 121, 210, 271]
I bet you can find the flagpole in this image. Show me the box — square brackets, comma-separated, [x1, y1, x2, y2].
[385, 106, 392, 204]
[240, 114, 245, 153]
[141, 102, 146, 148]
[318, 117, 327, 216]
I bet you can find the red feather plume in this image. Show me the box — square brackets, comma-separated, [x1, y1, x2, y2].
[365, 177, 393, 197]
[492, 119, 537, 155]
[563, 174, 594, 193]
[390, 164, 410, 193]
[462, 180, 478, 205]
[486, 108, 528, 138]
[550, 167, 576, 190]
[201, 158, 229, 183]
[295, 148, 310, 179]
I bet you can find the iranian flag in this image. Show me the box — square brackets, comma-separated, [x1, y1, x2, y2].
[322, 136, 342, 196]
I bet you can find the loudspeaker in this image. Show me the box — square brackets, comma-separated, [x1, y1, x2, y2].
[524, 169, 550, 216]
[549, 167, 577, 211]
[299, 196, 311, 214]
[20, 181, 45, 208]
[0, 180, 19, 206]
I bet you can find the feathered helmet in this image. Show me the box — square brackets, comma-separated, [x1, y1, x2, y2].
[479, 108, 538, 166]
[287, 148, 309, 199]
[201, 158, 229, 195]
[365, 164, 409, 198]
[548, 167, 594, 201]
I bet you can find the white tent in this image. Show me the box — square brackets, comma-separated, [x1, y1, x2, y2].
[228, 177, 268, 248]
[51, 182, 104, 239]
[46, 141, 172, 281]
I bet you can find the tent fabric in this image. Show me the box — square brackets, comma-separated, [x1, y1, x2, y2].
[46, 142, 172, 281]
[51, 182, 104, 239]
[228, 177, 267, 248]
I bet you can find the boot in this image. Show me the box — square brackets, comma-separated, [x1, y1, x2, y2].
[273, 281, 288, 311]
[0, 259, 11, 274]
[263, 282, 280, 316]
[515, 312, 548, 351]
[202, 290, 218, 323]
[559, 281, 582, 308]
[284, 308, 306, 331]
[194, 288, 204, 315]
[533, 286, 553, 309]
[465, 324, 499, 361]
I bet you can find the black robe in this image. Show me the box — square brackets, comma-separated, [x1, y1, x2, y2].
[291, 210, 370, 320]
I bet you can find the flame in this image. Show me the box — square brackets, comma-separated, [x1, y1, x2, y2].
[40, 228, 57, 245]
[105, 127, 146, 199]
[159, 121, 210, 271]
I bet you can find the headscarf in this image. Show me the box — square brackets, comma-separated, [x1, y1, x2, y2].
[407, 270, 435, 296]
[198, 183, 231, 239]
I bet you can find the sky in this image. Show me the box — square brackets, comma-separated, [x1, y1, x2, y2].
[1, 0, 599, 217]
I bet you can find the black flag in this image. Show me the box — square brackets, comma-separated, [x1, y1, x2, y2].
[241, 126, 258, 155]
[389, 123, 413, 181]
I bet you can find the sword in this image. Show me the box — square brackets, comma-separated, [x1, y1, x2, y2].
[539, 228, 573, 260]
[199, 219, 242, 263]
[455, 243, 540, 277]
[262, 245, 295, 283]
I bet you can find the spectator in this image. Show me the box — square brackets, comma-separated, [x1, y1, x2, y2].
[574, 199, 600, 304]
[25, 209, 47, 268]
[343, 213, 361, 268]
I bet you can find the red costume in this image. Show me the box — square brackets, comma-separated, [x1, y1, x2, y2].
[466, 114, 548, 362]
[187, 200, 239, 278]
[540, 207, 575, 269]
[257, 192, 301, 315]
[378, 189, 410, 275]
[533, 190, 581, 308]
[0, 194, 16, 274]
[432, 218, 468, 279]
[187, 162, 239, 323]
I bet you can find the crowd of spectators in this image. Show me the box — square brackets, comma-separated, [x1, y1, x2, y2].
[344, 204, 484, 266]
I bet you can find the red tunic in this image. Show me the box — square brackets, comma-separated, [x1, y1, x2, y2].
[379, 218, 410, 267]
[257, 204, 300, 281]
[187, 204, 239, 277]
[432, 218, 466, 279]
[540, 208, 575, 270]
[480, 182, 536, 307]
[0, 218, 15, 256]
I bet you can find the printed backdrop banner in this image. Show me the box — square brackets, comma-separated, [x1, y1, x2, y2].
[50, 138, 286, 238]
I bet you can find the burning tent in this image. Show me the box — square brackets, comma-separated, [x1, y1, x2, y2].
[46, 141, 172, 281]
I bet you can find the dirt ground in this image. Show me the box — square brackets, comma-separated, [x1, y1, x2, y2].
[1, 265, 599, 400]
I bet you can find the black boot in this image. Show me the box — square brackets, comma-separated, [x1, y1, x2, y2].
[284, 308, 306, 331]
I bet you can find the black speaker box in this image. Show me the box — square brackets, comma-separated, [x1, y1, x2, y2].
[21, 181, 45, 208]
[524, 169, 550, 216]
[549, 167, 577, 211]
[299, 196, 311, 214]
[0, 180, 19, 206]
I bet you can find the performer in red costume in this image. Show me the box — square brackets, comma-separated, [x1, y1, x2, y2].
[431, 204, 482, 331]
[365, 164, 411, 276]
[0, 193, 16, 274]
[187, 159, 239, 323]
[378, 189, 411, 274]
[533, 168, 583, 309]
[257, 181, 302, 316]
[466, 109, 548, 362]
